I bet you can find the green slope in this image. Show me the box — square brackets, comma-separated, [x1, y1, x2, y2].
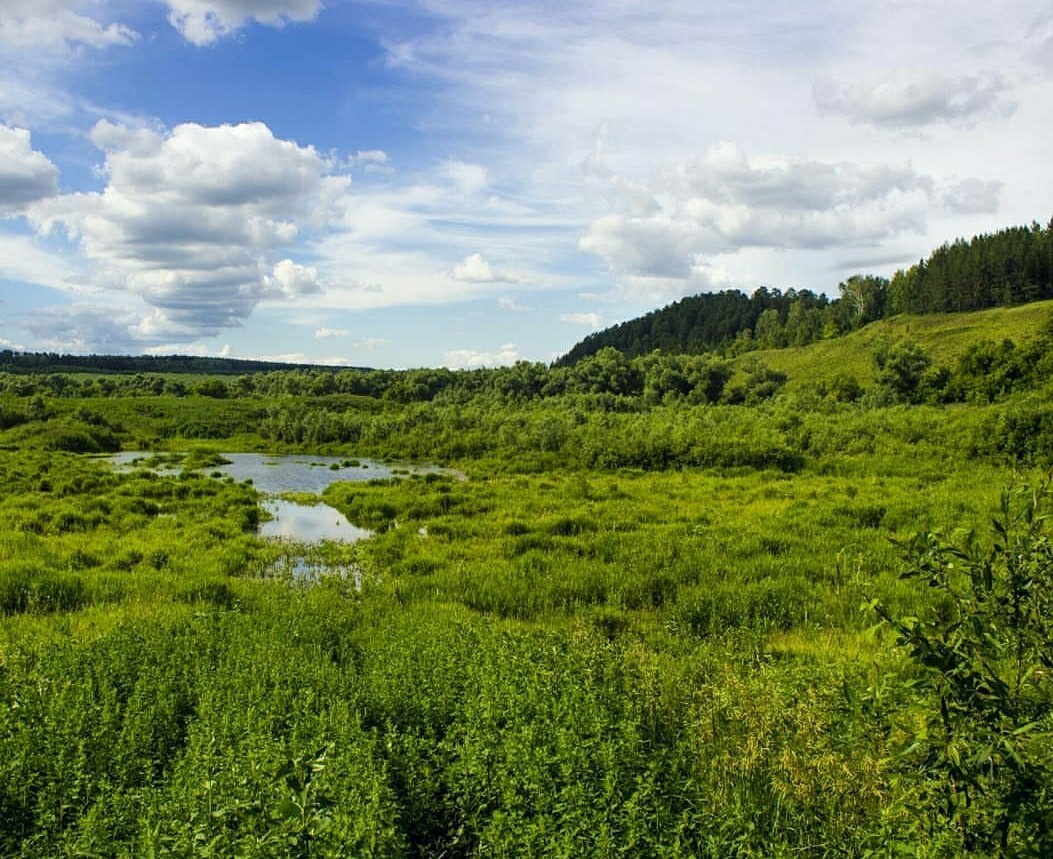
[740, 299, 1053, 391]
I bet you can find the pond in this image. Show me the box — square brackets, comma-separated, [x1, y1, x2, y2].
[107, 451, 435, 495]
[106, 452, 437, 581]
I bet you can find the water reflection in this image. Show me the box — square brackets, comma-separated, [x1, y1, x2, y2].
[105, 450, 445, 546]
[105, 453, 399, 582]
[260, 499, 373, 544]
[103, 450, 452, 585]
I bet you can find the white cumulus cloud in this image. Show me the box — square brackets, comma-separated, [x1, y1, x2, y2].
[578, 142, 999, 290]
[0, 125, 59, 215]
[164, 0, 323, 46]
[264, 258, 322, 298]
[451, 252, 516, 283]
[30, 120, 351, 342]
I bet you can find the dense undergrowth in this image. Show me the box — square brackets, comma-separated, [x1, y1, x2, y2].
[2, 310, 1053, 856]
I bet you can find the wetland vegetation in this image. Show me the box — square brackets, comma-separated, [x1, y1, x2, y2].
[2, 298, 1053, 856]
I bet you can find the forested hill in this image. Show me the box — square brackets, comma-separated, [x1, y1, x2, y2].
[0, 351, 368, 375]
[557, 288, 832, 365]
[560, 219, 1053, 365]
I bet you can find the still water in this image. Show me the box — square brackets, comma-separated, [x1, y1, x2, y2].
[107, 451, 408, 582]
[259, 498, 374, 544]
[105, 451, 431, 546]
[107, 451, 431, 495]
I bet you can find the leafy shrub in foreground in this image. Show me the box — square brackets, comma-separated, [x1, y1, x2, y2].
[876, 482, 1053, 856]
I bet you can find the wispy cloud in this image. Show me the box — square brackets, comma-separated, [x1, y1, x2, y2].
[814, 70, 1016, 129]
[0, 0, 137, 51]
[313, 329, 388, 356]
[0, 232, 81, 289]
[498, 295, 528, 312]
[305, 158, 585, 312]
[558, 312, 602, 329]
[314, 326, 351, 339]
[349, 149, 392, 174]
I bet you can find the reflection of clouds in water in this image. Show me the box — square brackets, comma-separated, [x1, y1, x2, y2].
[259, 499, 372, 544]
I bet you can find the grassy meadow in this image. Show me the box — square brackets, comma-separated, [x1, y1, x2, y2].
[2, 305, 1053, 856]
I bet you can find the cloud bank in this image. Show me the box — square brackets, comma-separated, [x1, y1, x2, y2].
[579, 142, 1001, 289]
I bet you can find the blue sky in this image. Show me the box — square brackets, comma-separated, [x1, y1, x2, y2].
[1, 1, 1052, 368]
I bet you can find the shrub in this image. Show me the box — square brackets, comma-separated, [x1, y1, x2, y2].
[875, 482, 1053, 856]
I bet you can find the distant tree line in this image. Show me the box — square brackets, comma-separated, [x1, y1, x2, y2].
[6, 331, 1053, 468]
[561, 219, 1053, 363]
[0, 350, 750, 408]
[0, 351, 366, 376]
[5, 322, 1053, 416]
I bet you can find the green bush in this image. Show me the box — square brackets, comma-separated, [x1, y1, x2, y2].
[875, 482, 1053, 856]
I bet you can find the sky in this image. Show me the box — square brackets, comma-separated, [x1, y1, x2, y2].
[1, 1, 1051, 369]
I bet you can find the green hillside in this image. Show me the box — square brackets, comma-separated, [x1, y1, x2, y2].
[739, 299, 1053, 392]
